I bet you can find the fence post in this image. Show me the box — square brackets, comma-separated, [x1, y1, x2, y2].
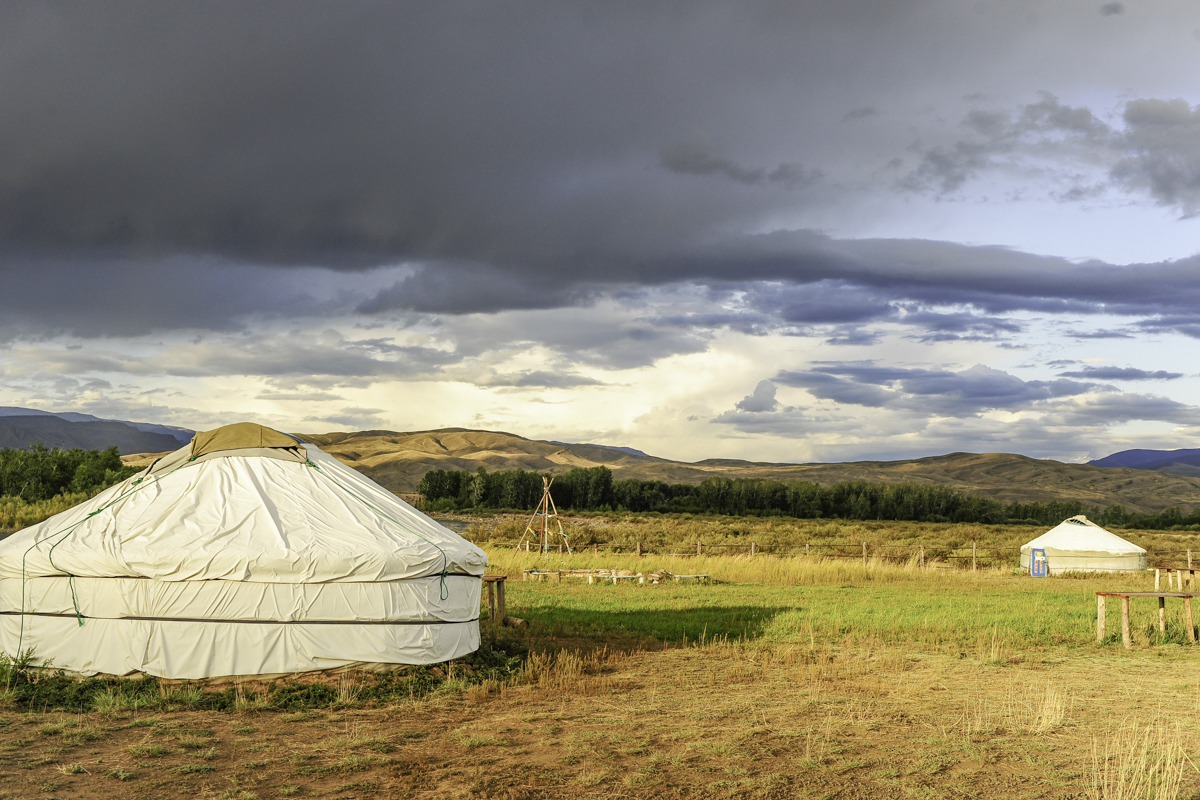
[636, 541, 642, 557]
[972, 541, 977, 572]
[1190, 550, 1193, 570]
[862, 542, 867, 567]
[919, 545, 924, 568]
[750, 542, 757, 557]
[805, 543, 810, 557]
[1121, 596, 1132, 649]
[697, 541, 702, 557]
[1155, 569, 1161, 592]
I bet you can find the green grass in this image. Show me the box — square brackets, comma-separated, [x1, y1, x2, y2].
[491, 554, 1188, 652]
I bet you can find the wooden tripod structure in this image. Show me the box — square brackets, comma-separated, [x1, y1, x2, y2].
[517, 476, 573, 554]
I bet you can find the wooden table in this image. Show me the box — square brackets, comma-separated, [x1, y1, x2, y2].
[1096, 591, 1196, 649]
[482, 576, 506, 627]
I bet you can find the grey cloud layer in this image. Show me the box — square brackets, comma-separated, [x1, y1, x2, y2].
[776, 362, 1098, 416]
[902, 92, 1200, 215]
[711, 363, 1200, 460]
[2, 1, 1200, 342]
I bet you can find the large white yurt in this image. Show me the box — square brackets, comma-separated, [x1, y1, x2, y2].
[1019, 515, 1146, 575]
[0, 423, 487, 679]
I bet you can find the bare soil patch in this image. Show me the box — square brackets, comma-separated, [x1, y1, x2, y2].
[1, 642, 1195, 799]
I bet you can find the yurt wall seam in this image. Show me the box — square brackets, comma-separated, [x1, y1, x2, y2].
[303, 458, 452, 600]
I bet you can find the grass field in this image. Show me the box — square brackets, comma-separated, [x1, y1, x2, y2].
[448, 511, 1200, 564]
[0, 534, 1197, 797]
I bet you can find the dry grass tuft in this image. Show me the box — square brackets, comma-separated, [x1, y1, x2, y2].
[959, 679, 1068, 736]
[1089, 718, 1189, 800]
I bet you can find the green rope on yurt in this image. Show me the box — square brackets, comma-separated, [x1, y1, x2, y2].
[17, 460, 191, 655]
[304, 458, 452, 601]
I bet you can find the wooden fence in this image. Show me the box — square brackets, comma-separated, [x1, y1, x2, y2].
[483, 540, 1196, 571]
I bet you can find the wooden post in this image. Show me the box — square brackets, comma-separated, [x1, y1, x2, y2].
[862, 542, 867, 567]
[750, 542, 757, 557]
[636, 541, 641, 557]
[919, 545, 925, 568]
[696, 541, 702, 557]
[497, 578, 506, 624]
[1097, 595, 1106, 643]
[805, 543, 810, 557]
[1121, 596, 1132, 649]
[1155, 569, 1161, 591]
[1159, 595, 1167, 634]
[556, 570, 562, 584]
[972, 541, 977, 572]
[1186, 596, 1196, 644]
[487, 580, 496, 623]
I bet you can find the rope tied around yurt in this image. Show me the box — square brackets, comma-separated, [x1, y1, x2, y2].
[17, 460, 191, 655]
[303, 458, 452, 601]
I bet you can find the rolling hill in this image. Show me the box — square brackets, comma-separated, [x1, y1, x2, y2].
[298, 427, 1200, 514]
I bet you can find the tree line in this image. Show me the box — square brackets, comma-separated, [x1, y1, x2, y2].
[418, 465, 1200, 530]
[0, 444, 139, 502]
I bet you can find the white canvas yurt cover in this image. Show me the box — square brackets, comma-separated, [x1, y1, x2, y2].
[0, 423, 488, 679]
[1019, 515, 1146, 575]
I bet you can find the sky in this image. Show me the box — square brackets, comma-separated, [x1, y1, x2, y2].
[3, 1, 1200, 464]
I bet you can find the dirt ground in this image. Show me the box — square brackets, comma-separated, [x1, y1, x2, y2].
[0, 641, 1197, 800]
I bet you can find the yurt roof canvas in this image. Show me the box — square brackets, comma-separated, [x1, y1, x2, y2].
[1021, 515, 1145, 556]
[0, 423, 488, 679]
[1019, 515, 1146, 575]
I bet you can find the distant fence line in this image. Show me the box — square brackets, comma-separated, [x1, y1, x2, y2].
[477, 540, 1198, 570]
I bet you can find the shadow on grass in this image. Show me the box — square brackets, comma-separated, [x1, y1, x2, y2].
[513, 604, 793, 646]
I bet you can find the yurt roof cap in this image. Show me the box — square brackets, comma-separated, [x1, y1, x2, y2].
[190, 422, 301, 457]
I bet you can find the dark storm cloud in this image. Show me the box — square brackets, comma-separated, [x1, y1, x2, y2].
[1055, 366, 1183, 380]
[3, 1, 1200, 349]
[735, 380, 779, 413]
[660, 138, 821, 188]
[776, 362, 1097, 415]
[900, 91, 1200, 216]
[824, 327, 883, 346]
[0, 257, 356, 340]
[1048, 394, 1200, 426]
[18, 331, 459, 381]
[1111, 99, 1200, 215]
[842, 107, 878, 122]
[1136, 315, 1200, 339]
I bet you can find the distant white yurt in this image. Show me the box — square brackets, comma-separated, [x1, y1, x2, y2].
[1019, 515, 1146, 575]
[0, 423, 487, 679]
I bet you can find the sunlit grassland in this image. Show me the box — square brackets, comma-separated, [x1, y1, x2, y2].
[485, 547, 1193, 653]
[459, 511, 1200, 557]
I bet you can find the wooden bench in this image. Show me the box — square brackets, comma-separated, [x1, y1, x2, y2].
[523, 568, 646, 585]
[1097, 591, 1196, 649]
[522, 569, 562, 583]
